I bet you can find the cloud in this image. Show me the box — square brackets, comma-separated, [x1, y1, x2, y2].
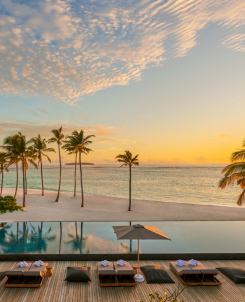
[219, 133, 231, 138]
[30, 110, 39, 117]
[37, 108, 48, 114]
[138, 141, 149, 147]
[195, 156, 208, 162]
[0, 0, 244, 104]
[12, 100, 17, 104]
[0, 120, 122, 142]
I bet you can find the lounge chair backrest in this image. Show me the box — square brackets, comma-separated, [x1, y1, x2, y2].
[23, 263, 48, 277]
[5, 263, 32, 276]
[97, 262, 116, 275]
[113, 262, 135, 275]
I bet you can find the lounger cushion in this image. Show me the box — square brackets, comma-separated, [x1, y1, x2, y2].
[113, 262, 135, 275]
[23, 263, 48, 277]
[217, 267, 245, 284]
[98, 262, 116, 275]
[64, 267, 91, 282]
[170, 262, 201, 275]
[140, 265, 174, 284]
[5, 263, 32, 276]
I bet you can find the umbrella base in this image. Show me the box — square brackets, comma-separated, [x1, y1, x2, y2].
[134, 274, 144, 282]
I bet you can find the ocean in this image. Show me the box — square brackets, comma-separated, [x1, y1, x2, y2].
[2, 164, 240, 207]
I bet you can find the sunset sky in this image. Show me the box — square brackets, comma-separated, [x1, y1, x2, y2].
[0, 0, 245, 164]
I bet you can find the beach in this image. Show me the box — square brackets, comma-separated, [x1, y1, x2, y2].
[1, 188, 245, 222]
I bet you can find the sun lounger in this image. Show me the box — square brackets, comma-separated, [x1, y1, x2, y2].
[23, 263, 48, 278]
[4, 262, 49, 288]
[98, 262, 136, 287]
[5, 263, 32, 276]
[170, 261, 221, 286]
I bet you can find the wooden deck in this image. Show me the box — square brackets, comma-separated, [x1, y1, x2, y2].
[1, 260, 245, 301]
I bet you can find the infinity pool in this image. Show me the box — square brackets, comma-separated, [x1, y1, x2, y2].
[0, 221, 244, 254]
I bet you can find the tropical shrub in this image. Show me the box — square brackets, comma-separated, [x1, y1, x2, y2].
[0, 195, 24, 214]
[148, 285, 185, 302]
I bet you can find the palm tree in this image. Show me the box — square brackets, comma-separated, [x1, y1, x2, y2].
[29, 135, 55, 196]
[0, 152, 9, 197]
[48, 127, 64, 202]
[219, 139, 245, 206]
[62, 130, 94, 207]
[2, 134, 22, 198]
[3, 133, 38, 207]
[65, 222, 86, 254]
[62, 138, 79, 196]
[115, 150, 139, 211]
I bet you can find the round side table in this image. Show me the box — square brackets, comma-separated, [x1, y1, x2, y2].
[132, 265, 138, 275]
[46, 265, 53, 277]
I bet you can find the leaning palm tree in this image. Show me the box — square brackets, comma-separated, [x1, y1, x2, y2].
[62, 138, 79, 196]
[2, 134, 22, 198]
[219, 139, 245, 206]
[0, 152, 9, 197]
[63, 130, 94, 207]
[115, 151, 139, 211]
[29, 135, 55, 196]
[3, 133, 38, 207]
[48, 127, 64, 202]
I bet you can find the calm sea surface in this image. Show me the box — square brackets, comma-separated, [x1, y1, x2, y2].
[2, 164, 240, 207]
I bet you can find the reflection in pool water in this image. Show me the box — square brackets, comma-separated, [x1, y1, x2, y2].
[0, 221, 244, 254]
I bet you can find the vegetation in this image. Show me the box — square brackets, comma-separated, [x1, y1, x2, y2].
[219, 139, 245, 205]
[0, 127, 138, 210]
[0, 152, 9, 197]
[29, 135, 55, 196]
[62, 130, 94, 207]
[48, 127, 64, 202]
[0, 195, 24, 214]
[145, 285, 185, 302]
[115, 150, 139, 211]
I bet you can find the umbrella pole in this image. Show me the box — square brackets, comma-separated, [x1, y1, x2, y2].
[134, 238, 144, 282]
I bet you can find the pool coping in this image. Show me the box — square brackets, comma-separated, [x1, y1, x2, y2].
[1, 253, 245, 261]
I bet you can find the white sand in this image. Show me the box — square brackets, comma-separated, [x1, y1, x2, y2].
[1, 188, 245, 222]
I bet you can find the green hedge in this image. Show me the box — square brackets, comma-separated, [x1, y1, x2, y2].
[0, 195, 24, 214]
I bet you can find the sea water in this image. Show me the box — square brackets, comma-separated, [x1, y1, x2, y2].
[2, 164, 240, 207]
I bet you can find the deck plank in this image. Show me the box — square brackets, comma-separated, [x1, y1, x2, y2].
[1, 260, 245, 302]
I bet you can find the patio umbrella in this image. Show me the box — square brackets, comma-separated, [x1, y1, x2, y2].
[112, 224, 170, 282]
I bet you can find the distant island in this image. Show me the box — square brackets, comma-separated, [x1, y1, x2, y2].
[65, 163, 94, 165]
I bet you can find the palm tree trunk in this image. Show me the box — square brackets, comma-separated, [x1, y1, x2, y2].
[129, 221, 132, 253]
[59, 222, 62, 254]
[128, 165, 132, 211]
[74, 153, 77, 196]
[79, 152, 84, 207]
[25, 171, 27, 195]
[80, 222, 83, 254]
[56, 144, 62, 202]
[41, 157, 44, 196]
[0, 169, 3, 197]
[75, 222, 78, 240]
[14, 162, 19, 199]
[17, 222, 19, 243]
[23, 163, 26, 207]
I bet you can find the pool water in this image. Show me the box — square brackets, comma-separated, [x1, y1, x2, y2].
[0, 221, 244, 254]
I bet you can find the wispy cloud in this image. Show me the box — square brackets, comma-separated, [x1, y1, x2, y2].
[138, 141, 149, 146]
[219, 133, 231, 138]
[0, 119, 127, 145]
[0, 0, 244, 104]
[37, 108, 48, 114]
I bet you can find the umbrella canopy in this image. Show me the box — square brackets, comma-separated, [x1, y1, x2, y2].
[112, 224, 170, 240]
[112, 224, 170, 282]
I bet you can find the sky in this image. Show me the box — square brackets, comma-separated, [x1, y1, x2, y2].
[0, 0, 245, 165]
